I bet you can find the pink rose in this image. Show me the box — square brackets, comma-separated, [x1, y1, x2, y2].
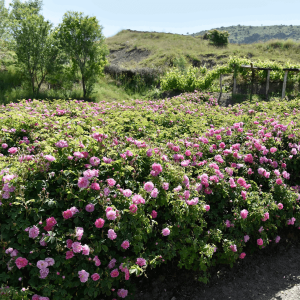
[85, 203, 95, 212]
[240, 209, 248, 219]
[117, 289, 128, 298]
[278, 203, 283, 210]
[239, 252, 246, 259]
[63, 209, 73, 219]
[110, 268, 119, 278]
[230, 244, 237, 252]
[162, 228, 170, 236]
[129, 204, 138, 214]
[144, 181, 154, 192]
[204, 205, 210, 211]
[121, 240, 130, 250]
[15, 257, 28, 269]
[91, 273, 100, 281]
[78, 177, 89, 189]
[108, 229, 117, 240]
[257, 238, 263, 246]
[107, 178, 116, 186]
[136, 258, 146, 266]
[95, 218, 105, 228]
[151, 210, 157, 218]
[90, 182, 100, 190]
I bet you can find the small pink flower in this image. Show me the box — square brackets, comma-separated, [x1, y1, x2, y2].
[162, 182, 169, 190]
[75, 227, 84, 241]
[275, 236, 281, 243]
[257, 238, 263, 246]
[37, 260, 48, 269]
[239, 252, 246, 259]
[78, 270, 89, 283]
[136, 257, 146, 266]
[15, 257, 28, 269]
[204, 205, 210, 211]
[66, 250, 74, 259]
[82, 244, 90, 255]
[110, 268, 119, 278]
[144, 181, 154, 192]
[151, 188, 159, 198]
[93, 256, 101, 266]
[44, 155, 55, 162]
[78, 177, 89, 189]
[230, 244, 237, 252]
[162, 228, 170, 236]
[29, 225, 39, 239]
[117, 289, 128, 298]
[91, 273, 100, 281]
[108, 229, 117, 240]
[85, 203, 95, 212]
[261, 212, 269, 222]
[278, 203, 283, 210]
[95, 218, 105, 228]
[8, 147, 18, 154]
[270, 147, 277, 153]
[108, 258, 116, 269]
[129, 204, 138, 214]
[63, 209, 73, 219]
[107, 178, 116, 187]
[121, 240, 130, 249]
[244, 235, 250, 242]
[151, 210, 157, 218]
[123, 189, 132, 197]
[240, 209, 248, 219]
[72, 242, 82, 253]
[66, 239, 73, 249]
[276, 178, 283, 185]
[106, 209, 117, 220]
[90, 182, 100, 190]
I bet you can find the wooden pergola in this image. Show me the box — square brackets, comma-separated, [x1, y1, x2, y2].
[233, 63, 300, 99]
[218, 63, 300, 100]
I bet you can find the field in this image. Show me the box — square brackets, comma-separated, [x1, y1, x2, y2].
[0, 90, 300, 299]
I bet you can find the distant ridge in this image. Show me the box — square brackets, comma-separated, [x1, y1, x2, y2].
[191, 25, 300, 44]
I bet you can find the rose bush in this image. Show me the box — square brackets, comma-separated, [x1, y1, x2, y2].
[0, 92, 300, 299]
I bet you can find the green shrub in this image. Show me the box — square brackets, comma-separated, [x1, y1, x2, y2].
[0, 94, 300, 299]
[207, 29, 230, 46]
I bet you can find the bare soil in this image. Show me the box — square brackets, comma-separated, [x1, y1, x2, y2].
[132, 228, 300, 300]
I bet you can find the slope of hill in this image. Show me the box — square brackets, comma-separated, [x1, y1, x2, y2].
[105, 29, 300, 71]
[191, 25, 300, 44]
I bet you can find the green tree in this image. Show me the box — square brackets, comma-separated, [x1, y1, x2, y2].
[11, 6, 60, 93]
[0, 0, 11, 43]
[9, 0, 43, 20]
[54, 11, 109, 98]
[207, 29, 230, 46]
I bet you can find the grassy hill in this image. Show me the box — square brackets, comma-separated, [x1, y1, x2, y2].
[106, 29, 300, 70]
[191, 25, 300, 44]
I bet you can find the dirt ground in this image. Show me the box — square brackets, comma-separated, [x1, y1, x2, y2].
[132, 228, 300, 300]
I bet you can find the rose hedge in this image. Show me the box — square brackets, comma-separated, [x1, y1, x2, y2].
[0, 93, 300, 299]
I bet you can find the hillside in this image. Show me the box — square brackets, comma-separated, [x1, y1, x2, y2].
[105, 29, 300, 71]
[191, 25, 300, 44]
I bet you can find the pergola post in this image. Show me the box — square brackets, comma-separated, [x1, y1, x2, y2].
[218, 74, 223, 103]
[266, 69, 270, 98]
[282, 70, 288, 99]
[250, 63, 254, 101]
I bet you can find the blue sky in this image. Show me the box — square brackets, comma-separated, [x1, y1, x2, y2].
[5, 0, 300, 38]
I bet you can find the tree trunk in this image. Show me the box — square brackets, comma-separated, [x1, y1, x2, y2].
[31, 75, 35, 94]
[82, 74, 86, 98]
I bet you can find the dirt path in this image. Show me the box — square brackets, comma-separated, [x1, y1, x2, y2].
[133, 230, 300, 300]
